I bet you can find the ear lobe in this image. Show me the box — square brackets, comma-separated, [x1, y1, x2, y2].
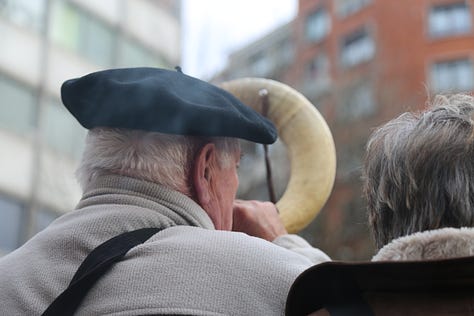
[192, 143, 216, 206]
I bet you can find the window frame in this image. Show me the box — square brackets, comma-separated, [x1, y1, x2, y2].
[429, 56, 474, 93]
[339, 26, 376, 68]
[0, 73, 36, 135]
[428, 1, 472, 39]
[335, 0, 372, 18]
[337, 81, 376, 121]
[305, 7, 331, 43]
[50, 1, 116, 67]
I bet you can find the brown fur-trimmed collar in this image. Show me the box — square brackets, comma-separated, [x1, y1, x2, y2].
[372, 227, 474, 261]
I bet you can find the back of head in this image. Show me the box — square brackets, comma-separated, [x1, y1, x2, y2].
[60, 67, 275, 196]
[363, 94, 474, 249]
[76, 128, 239, 196]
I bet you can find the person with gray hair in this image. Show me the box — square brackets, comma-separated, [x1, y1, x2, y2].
[364, 93, 474, 260]
[0, 68, 330, 316]
[285, 94, 474, 316]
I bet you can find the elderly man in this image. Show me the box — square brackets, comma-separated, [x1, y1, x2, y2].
[0, 68, 330, 315]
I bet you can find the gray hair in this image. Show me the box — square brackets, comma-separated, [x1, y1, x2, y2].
[363, 94, 474, 249]
[76, 128, 240, 196]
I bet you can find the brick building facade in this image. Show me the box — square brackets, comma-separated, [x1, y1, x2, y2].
[294, 0, 474, 260]
[216, 0, 474, 260]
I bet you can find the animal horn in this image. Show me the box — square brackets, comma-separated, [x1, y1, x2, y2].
[220, 78, 336, 233]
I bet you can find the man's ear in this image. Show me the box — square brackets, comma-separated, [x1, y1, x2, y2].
[192, 143, 217, 206]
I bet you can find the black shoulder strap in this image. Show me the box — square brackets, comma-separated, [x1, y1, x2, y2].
[41, 227, 161, 316]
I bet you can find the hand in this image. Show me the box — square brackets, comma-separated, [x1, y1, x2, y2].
[232, 199, 288, 241]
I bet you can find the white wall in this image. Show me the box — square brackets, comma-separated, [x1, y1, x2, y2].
[0, 131, 81, 212]
[46, 46, 100, 99]
[0, 17, 101, 98]
[38, 148, 82, 213]
[71, 0, 123, 25]
[0, 131, 33, 200]
[124, 0, 181, 65]
[69, 0, 181, 65]
[0, 19, 42, 87]
[0, 0, 181, 214]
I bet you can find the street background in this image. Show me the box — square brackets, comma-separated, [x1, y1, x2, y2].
[0, 0, 473, 260]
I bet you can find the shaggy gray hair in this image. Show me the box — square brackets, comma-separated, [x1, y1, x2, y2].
[76, 128, 240, 196]
[363, 94, 474, 249]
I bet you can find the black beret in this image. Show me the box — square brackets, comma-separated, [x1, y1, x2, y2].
[61, 67, 277, 144]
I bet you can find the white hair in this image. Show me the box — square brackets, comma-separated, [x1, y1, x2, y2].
[76, 128, 239, 196]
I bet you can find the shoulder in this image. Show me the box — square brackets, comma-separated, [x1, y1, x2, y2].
[138, 226, 315, 268]
[79, 226, 311, 315]
[372, 227, 474, 261]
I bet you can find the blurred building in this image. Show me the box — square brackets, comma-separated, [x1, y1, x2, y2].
[294, 0, 474, 260]
[212, 22, 295, 202]
[216, 0, 474, 260]
[214, 22, 294, 82]
[0, 0, 181, 255]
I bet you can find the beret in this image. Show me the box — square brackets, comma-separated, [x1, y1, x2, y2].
[61, 67, 277, 144]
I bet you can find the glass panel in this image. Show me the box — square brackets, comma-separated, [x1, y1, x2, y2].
[341, 28, 375, 67]
[250, 52, 271, 76]
[351, 84, 375, 117]
[452, 5, 471, 32]
[42, 99, 86, 158]
[118, 37, 165, 68]
[457, 61, 474, 91]
[0, 0, 46, 32]
[51, 1, 80, 51]
[0, 75, 35, 134]
[336, 0, 372, 18]
[0, 196, 24, 252]
[279, 39, 294, 64]
[431, 58, 474, 92]
[78, 13, 115, 67]
[339, 83, 375, 120]
[51, 2, 114, 66]
[305, 8, 331, 43]
[429, 2, 472, 38]
[306, 53, 329, 80]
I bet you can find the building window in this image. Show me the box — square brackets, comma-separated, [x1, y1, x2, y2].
[278, 39, 294, 65]
[335, 0, 372, 18]
[117, 37, 165, 68]
[42, 99, 86, 158]
[0, 74, 35, 135]
[250, 52, 271, 76]
[430, 58, 474, 92]
[306, 53, 330, 80]
[339, 83, 375, 121]
[429, 2, 472, 38]
[0, 195, 25, 252]
[305, 8, 331, 43]
[340, 27, 375, 68]
[51, 1, 115, 67]
[0, 0, 46, 32]
[302, 53, 331, 99]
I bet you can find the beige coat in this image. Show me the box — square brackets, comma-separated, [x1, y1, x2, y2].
[372, 227, 474, 261]
[0, 175, 330, 316]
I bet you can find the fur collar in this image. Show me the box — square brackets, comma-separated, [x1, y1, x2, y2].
[372, 227, 474, 261]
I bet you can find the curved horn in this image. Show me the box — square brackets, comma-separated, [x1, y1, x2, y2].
[220, 78, 336, 233]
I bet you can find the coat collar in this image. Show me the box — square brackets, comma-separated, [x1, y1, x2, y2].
[77, 174, 215, 230]
[373, 227, 474, 261]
